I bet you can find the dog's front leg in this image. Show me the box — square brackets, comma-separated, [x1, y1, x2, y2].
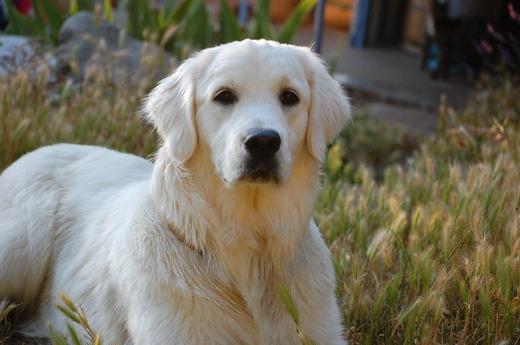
[285, 222, 348, 345]
[124, 282, 260, 345]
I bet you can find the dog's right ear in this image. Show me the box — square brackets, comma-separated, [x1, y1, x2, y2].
[143, 57, 200, 163]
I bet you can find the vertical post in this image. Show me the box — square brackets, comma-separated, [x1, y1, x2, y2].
[351, 0, 371, 48]
[239, 0, 249, 27]
[313, 0, 327, 54]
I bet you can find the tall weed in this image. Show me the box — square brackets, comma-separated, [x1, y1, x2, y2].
[319, 82, 520, 344]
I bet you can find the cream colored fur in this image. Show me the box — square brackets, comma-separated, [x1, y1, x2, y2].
[0, 39, 351, 345]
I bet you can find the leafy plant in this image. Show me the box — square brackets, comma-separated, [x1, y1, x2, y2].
[3, 0, 317, 60]
[3, 0, 93, 45]
[276, 0, 318, 43]
[69, 0, 94, 16]
[125, 0, 318, 58]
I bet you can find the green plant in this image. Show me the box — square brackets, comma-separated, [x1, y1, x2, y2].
[0, 66, 158, 171]
[3, 0, 316, 60]
[317, 82, 520, 344]
[3, 0, 92, 45]
[126, 0, 318, 59]
[326, 113, 419, 182]
[0, 301, 17, 343]
[278, 283, 317, 345]
[49, 294, 102, 345]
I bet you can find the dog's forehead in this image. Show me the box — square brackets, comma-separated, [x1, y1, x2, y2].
[200, 41, 309, 91]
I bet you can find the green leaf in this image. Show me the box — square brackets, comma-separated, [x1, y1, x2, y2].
[182, 0, 213, 49]
[69, 0, 93, 16]
[252, 0, 274, 39]
[218, 0, 244, 43]
[125, 0, 139, 38]
[0, 303, 17, 322]
[37, 0, 66, 45]
[67, 322, 83, 345]
[77, 0, 93, 12]
[103, 0, 114, 22]
[69, 0, 79, 15]
[277, 0, 318, 43]
[171, 0, 196, 23]
[157, 0, 177, 29]
[478, 288, 494, 321]
[56, 304, 82, 325]
[4, 0, 39, 36]
[31, 1, 46, 33]
[49, 323, 71, 345]
[127, 0, 149, 40]
[158, 0, 193, 45]
[278, 283, 300, 325]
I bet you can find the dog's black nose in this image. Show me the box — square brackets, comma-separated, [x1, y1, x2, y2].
[244, 129, 281, 159]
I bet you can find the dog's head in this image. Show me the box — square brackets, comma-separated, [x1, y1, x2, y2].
[144, 39, 350, 186]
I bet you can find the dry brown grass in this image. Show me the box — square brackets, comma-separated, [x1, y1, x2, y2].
[1, 67, 520, 344]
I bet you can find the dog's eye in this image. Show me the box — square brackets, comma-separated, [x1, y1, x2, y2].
[279, 89, 299, 106]
[214, 89, 237, 105]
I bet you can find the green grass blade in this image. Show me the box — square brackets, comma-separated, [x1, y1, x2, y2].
[252, 0, 274, 39]
[277, 0, 318, 43]
[278, 283, 300, 325]
[218, 0, 244, 43]
[163, 0, 179, 21]
[55, 304, 82, 325]
[66, 323, 83, 345]
[103, 0, 114, 22]
[4, 0, 39, 36]
[171, 0, 196, 23]
[182, 0, 213, 49]
[49, 323, 70, 345]
[38, 0, 66, 44]
[78, 0, 93, 11]
[69, 0, 79, 15]
[126, 0, 147, 39]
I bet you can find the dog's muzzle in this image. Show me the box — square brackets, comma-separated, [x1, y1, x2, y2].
[240, 128, 281, 183]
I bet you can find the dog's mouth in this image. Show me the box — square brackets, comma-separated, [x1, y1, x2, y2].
[239, 159, 280, 184]
[244, 167, 278, 183]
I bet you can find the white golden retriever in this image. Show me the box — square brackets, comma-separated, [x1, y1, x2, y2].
[0, 39, 351, 345]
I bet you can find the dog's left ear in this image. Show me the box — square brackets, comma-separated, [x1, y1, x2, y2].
[143, 57, 200, 163]
[298, 48, 351, 161]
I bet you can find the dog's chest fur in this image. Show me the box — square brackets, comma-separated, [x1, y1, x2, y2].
[145, 149, 320, 343]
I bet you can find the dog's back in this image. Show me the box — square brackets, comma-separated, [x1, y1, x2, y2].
[0, 144, 151, 336]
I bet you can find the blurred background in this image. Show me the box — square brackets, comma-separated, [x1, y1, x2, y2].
[1, 2, 520, 345]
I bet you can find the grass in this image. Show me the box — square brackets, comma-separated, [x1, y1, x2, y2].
[50, 295, 102, 345]
[1, 64, 520, 344]
[0, 64, 159, 171]
[319, 79, 520, 344]
[1, 301, 18, 343]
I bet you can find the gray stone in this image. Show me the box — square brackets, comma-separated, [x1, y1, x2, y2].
[56, 11, 175, 82]
[0, 35, 35, 75]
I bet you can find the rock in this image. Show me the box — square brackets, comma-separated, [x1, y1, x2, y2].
[0, 35, 36, 75]
[56, 11, 176, 82]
